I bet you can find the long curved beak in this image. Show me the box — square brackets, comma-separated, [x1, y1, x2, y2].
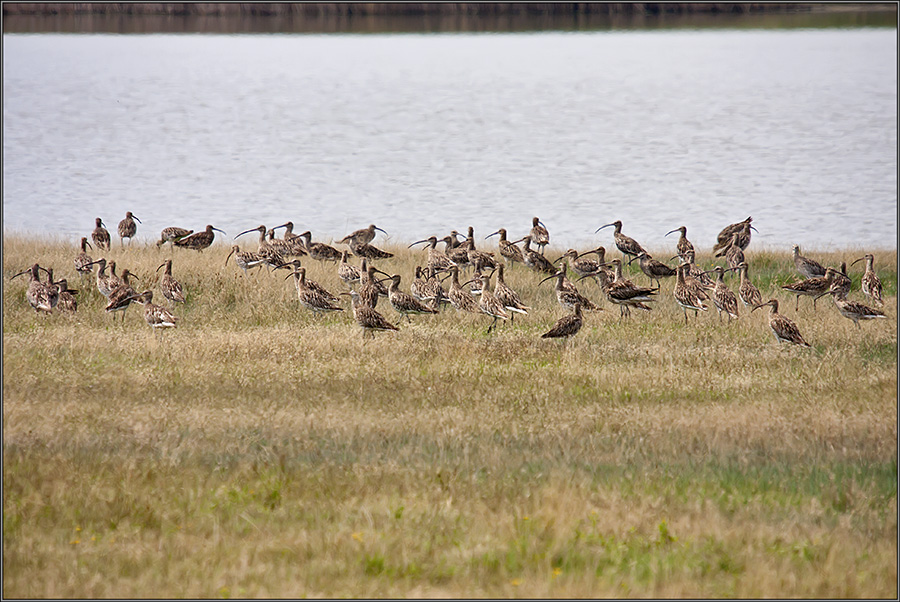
[133, 215, 142, 223]
[750, 225, 759, 233]
[85, 240, 93, 250]
[374, 226, 387, 235]
[273, 223, 290, 231]
[538, 273, 558, 286]
[664, 228, 680, 237]
[850, 257, 865, 267]
[10, 269, 29, 280]
[485, 230, 500, 239]
[408, 239, 429, 249]
[234, 228, 257, 240]
[156, 263, 165, 273]
[212, 227, 226, 235]
[224, 248, 235, 266]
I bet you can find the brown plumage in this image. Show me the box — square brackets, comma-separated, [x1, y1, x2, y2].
[55, 279, 78, 313]
[665, 226, 694, 262]
[631, 252, 676, 288]
[349, 239, 393, 260]
[74, 237, 94, 277]
[529, 217, 550, 255]
[355, 259, 388, 309]
[782, 274, 830, 311]
[175, 224, 226, 251]
[133, 290, 178, 331]
[829, 290, 886, 329]
[852, 254, 883, 307]
[494, 264, 530, 319]
[91, 217, 110, 251]
[409, 236, 456, 273]
[444, 265, 482, 314]
[157, 226, 194, 248]
[338, 224, 386, 246]
[714, 233, 746, 271]
[752, 299, 810, 347]
[11, 264, 54, 313]
[297, 231, 342, 262]
[542, 303, 583, 340]
[473, 272, 509, 333]
[287, 267, 343, 313]
[156, 259, 185, 304]
[337, 250, 362, 285]
[105, 270, 139, 321]
[792, 244, 826, 279]
[674, 263, 709, 323]
[344, 289, 399, 338]
[380, 273, 438, 323]
[735, 261, 763, 309]
[704, 265, 739, 322]
[540, 263, 602, 313]
[117, 211, 141, 245]
[712, 216, 754, 254]
[593, 258, 657, 317]
[486, 228, 526, 266]
[595, 220, 647, 259]
[514, 235, 556, 274]
[225, 245, 264, 275]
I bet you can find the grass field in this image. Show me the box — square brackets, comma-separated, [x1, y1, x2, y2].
[3, 234, 896, 598]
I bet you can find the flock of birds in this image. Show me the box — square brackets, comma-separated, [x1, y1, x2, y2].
[9, 212, 890, 345]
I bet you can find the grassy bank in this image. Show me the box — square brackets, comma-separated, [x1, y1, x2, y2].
[3, 235, 896, 598]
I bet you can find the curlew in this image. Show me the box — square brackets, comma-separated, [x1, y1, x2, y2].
[712, 216, 755, 254]
[714, 232, 746, 271]
[541, 302, 584, 341]
[852, 254, 883, 307]
[343, 289, 399, 338]
[86, 258, 114, 297]
[235, 225, 284, 269]
[175, 225, 226, 252]
[572, 246, 615, 290]
[703, 265, 739, 322]
[106, 260, 124, 294]
[156, 259, 185, 304]
[679, 250, 715, 290]
[486, 228, 526, 266]
[752, 299, 811, 347]
[55, 278, 79, 313]
[225, 245, 265, 275]
[338, 224, 387, 246]
[828, 290, 886, 329]
[421, 266, 449, 310]
[585, 258, 656, 317]
[629, 252, 676, 288]
[156, 226, 194, 248]
[265, 228, 298, 259]
[74, 237, 94, 277]
[512, 235, 556, 274]
[665, 226, 695, 262]
[818, 266, 852, 301]
[131, 290, 178, 332]
[471, 272, 510, 333]
[460, 227, 497, 271]
[673, 263, 708, 323]
[442, 265, 482, 314]
[349, 239, 394, 260]
[41, 267, 61, 310]
[493, 264, 530, 320]
[286, 266, 343, 313]
[337, 250, 362, 285]
[409, 236, 456, 273]
[529, 217, 550, 255]
[792, 244, 826, 279]
[91, 218, 111, 251]
[296, 230, 342, 263]
[117, 211, 141, 246]
[540, 263, 602, 313]
[355, 259, 388, 309]
[595, 220, 647, 260]
[105, 269, 139, 322]
[410, 266, 430, 303]
[274, 220, 301, 241]
[782, 274, 830, 311]
[11, 264, 54, 313]
[734, 261, 763, 309]
[278, 260, 339, 303]
[379, 273, 438, 323]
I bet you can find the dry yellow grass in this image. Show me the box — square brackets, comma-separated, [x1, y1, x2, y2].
[3, 234, 897, 598]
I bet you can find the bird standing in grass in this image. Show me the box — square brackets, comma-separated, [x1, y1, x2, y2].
[542, 302, 583, 341]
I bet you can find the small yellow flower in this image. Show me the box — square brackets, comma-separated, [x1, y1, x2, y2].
[552, 567, 562, 578]
[91, 536, 97, 542]
[523, 516, 530, 521]
[70, 539, 80, 545]
[75, 526, 82, 532]
[510, 579, 522, 586]
[351, 532, 363, 542]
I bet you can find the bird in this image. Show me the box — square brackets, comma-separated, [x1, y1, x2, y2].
[156, 259, 185, 304]
[587, 258, 656, 318]
[679, 250, 715, 290]
[420, 266, 449, 310]
[91, 218, 110, 251]
[828, 290, 887, 329]
[541, 302, 584, 341]
[529, 217, 550, 255]
[752, 299, 811, 347]
[485, 228, 526, 266]
[117, 211, 141, 246]
[74, 237, 94, 277]
[105, 269, 139, 322]
[342, 289, 399, 338]
[595, 220, 647, 260]
[175, 225, 226, 252]
[539, 263, 602, 313]
[355, 259, 388, 309]
[673, 263, 708, 323]
[40, 267, 60, 310]
[702, 266, 739, 322]
[665, 226, 694, 262]
[338, 224, 387, 246]
[714, 233, 746, 271]
[132, 290, 178, 332]
[224, 245, 265, 275]
[285, 266, 343, 313]
[471, 272, 509, 333]
[86, 258, 114, 297]
[409, 236, 456, 273]
[493, 265, 530, 320]
[513, 235, 556, 274]
[572, 246, 615, 289]
[782, 274, 830, 311]
[792, 244, 826, 279]
[712, 216, 755, 254]
[296, 230, 342, 262]
[54, 278, 78, 313]
[852, 254, 884, 307]
[235, 225, 284, 270]
[349, 239, 394, 261]
[156, 226, 194, 248]
[442, 265, 482, 315]
[734, 261, 763, 309]
[10, 263, 54, 313]
[277, 260, 339, 304]
[630, 252, 677, 288]
[337, 250, 362, 285]
[379, 273, 438, 324]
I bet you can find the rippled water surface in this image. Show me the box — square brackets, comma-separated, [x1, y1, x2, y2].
[3, 29, 896, 251]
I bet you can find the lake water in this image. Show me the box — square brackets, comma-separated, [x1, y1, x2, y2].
[3, 28, 897, 252]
